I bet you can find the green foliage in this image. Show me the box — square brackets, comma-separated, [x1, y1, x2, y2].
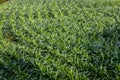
[0, 0, 120, 80]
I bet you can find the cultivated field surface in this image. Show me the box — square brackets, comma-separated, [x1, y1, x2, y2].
[0, 0, 120, 80]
